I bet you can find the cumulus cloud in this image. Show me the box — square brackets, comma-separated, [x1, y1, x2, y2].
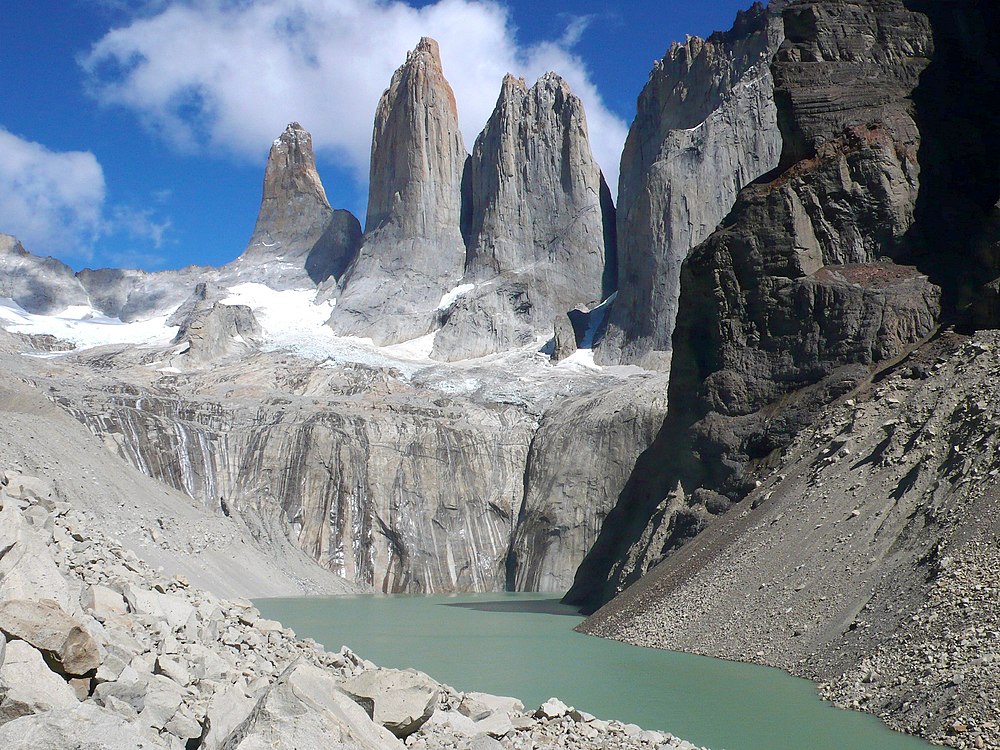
[82, 0, 628, 194]
[0, 128, 174, 262]
[0, 128, 106, 259]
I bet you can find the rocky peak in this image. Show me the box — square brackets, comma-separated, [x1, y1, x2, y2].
[568, 0, 943, 610]
[596, 1, 784, 368]
[431, 70, 614, 361]
[363, 36, 465, 238]
[237, 122, 361, 288]
[328, 37, 469, 345]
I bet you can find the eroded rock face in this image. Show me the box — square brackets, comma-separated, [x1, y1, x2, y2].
[329, 38, 468, 345]
[232, 123, 362, 289]
[171, 295, 263, 365]
[567, 0, 941, 611]
[433, 73, 614, 362]
[0, 235, 89, 315]
[597, 2, 784, 369]
[507, 376, 670, 593]
[60, 378, 535, 594]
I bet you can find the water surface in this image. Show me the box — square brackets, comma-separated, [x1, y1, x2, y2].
[256, 593, 933, 750]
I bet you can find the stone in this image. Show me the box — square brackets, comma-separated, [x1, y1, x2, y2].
[139, 675, 184, 730]
[550, 313, 578, 362]
[433, 72, 614, 362]
[0, 639, 78, 724]
[154, 656, 191, 687]
[329, 38, 468, 345]
[201, 681, 258, 750]
[0, 703, 168, 749]
[0, 599, 100, 676]
[340, 667, 439, 738]
[220, 662, 403, 749]
[81, 585, 127, 622]
[3, 474, 54, 506]
[534, 697, 571, 720]
[124, 585, 196, 632]
[466, 736, 504, 750]
[598, 2, 784, 369]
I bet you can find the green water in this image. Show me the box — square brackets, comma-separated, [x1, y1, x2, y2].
[255, 593, 933, 750]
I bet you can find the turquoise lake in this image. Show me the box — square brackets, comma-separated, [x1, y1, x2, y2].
[255, 593, 934, 750]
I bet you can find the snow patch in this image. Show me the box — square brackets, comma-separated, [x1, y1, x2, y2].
[557, 348, 601, 370]
[437, 283, 475, 311]
[0, 298, 178, 350]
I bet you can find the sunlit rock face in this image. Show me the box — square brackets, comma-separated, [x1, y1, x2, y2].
[597, 2, 785, 370]
[328, 38, 469, 346]
[235, 122, 362, 289]
[432, 73, 615, 363]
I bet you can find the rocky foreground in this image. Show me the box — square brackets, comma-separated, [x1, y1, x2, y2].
[0, 469, 706, 750]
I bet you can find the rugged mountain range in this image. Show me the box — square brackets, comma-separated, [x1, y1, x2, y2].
[2, 1, 998, 747]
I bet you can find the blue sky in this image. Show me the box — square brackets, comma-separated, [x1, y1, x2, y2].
[0, 0, 758, 272]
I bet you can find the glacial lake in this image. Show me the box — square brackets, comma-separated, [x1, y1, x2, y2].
[255, 593, 934, 750]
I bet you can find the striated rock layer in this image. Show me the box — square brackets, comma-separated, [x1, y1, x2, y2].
[433, 73, 614, 362]
[597, 2, 784, 369]
[329, 38, 469, 345]
[567, 0, 941, 610]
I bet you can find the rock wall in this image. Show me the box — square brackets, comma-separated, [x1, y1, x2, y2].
[507, 376, 670, 593]
[597, 2, 784, 369]
[567, 0, 942, 611]
[63, 387, 534, 594]
[432, 73, 614, 362]
[329, 38, 469, 346]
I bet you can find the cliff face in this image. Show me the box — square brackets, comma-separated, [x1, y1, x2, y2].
[597, 2, 784, 369]
[328, 38, 469, 346]
[50, 357, 664, 596]
[567, 0, 942, 610]
[432, 73, 614, 362]
[235, 122, 362, 288]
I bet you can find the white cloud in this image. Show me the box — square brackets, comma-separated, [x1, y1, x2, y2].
[0, 128, 106, 259]
[0, 128, 174, 263]
[82, 0, 627, 197]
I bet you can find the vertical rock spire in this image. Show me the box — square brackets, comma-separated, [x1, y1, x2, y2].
[237, 122, 362, 288]
[431, 72, 614, 362]
[329, 37, 469, 345]
[596, 2, 784, 369]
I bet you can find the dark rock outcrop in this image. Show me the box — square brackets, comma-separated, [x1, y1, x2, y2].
[597, 2, 785, 369]
[329, 38, 469, 345]
[567, 0, 942, 611]
[432, 73, 613, 362]
[230, 123, 361, 289]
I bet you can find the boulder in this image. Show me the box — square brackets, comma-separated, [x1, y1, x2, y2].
[81, 585, 127, 622]
[2, 474, 54, 506]
[219, 662, 403, 749]
[0, 640, 78, 725]
[340, 667, 439, 738]
[0, 599, 100, 676]
[0, 702, 168, 749]
[123, 585, 195, 633]
[534, 697, 571, 720]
